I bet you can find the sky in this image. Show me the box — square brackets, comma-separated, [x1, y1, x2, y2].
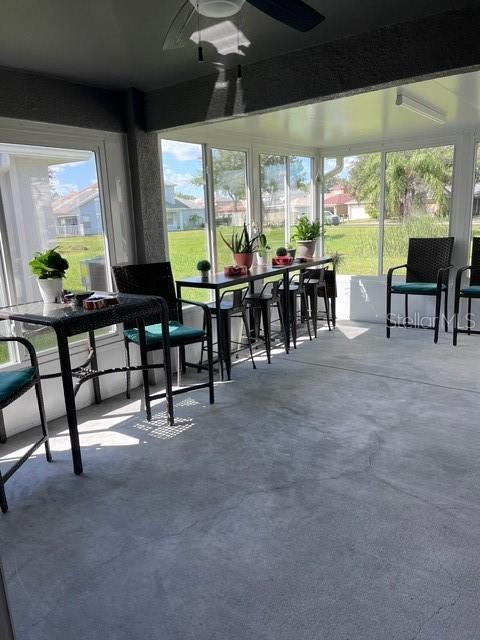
[49, 154, 98, 196]
[161, 140, 204, 199]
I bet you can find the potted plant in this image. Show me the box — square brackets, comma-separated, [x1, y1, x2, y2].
[291, 215, 321, 259]
[197, 259, 211, 280]
[256, 233, 270, 266]
[276, 247, 288, 257]
[29, 247, 69, 303]
[220, 223, 260, 270]
[287, 241, 296, 259]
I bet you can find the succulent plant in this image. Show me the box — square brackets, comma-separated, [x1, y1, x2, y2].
[220, 223, 261, 254]
[196, 259, 211, 272]
[276, 247, 288, 257]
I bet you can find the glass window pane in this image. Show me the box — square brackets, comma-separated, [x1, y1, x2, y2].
[212, 149, 248, 270]
[160, 140, 209, 301]
[289, 156, 313, 226]
[471, 144, 480, 248]
[323, 153, 381, 275]
[260, 154, 286, 252]
[383, 145, 454, 274]
[0, 143, 110, 354]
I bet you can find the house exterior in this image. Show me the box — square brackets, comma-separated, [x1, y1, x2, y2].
[323, 185, 370, 220]
[164, 183, 206, 231]
[52, 182, 103, 236]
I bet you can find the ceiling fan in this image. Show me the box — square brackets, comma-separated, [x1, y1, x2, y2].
[163, 0, 325, 51]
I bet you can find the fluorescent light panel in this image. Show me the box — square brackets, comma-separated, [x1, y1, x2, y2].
[396, 91, 446, 124]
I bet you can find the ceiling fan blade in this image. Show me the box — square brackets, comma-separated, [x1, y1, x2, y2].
[246, 0, 325, 31]
[163, 0, 197, 50]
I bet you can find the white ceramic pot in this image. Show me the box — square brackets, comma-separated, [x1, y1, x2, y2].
[256, 252, 269, 267]
[37, 278, 63, 303]
[296, 240, 317, 260]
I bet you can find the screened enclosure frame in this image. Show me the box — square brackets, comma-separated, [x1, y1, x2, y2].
[159, 135, 319, 275]
[319, 132, 468, 277]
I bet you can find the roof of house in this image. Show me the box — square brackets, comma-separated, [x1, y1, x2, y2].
[323, 192, 355, 206]
[52, 182, 99, 216]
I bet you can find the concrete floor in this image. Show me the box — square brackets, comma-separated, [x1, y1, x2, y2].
[1, 322, 480, 640]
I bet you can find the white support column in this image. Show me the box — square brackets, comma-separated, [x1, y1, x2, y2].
[450, 133, 476, 270]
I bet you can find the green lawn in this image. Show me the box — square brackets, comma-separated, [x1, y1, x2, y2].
[168, 217, 451, 283]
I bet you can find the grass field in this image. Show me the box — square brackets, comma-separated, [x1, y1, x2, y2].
[168, 217, 451, 288]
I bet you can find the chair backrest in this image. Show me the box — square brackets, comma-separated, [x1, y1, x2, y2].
[406, 237, 454, 283]
[112, 262, 178, 321]
[470, 236, 480, 285]
[220, 286, 249, 312]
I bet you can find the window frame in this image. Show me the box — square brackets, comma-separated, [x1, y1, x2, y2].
[320, 134, 459, 277]
[159, 135, 317, 277]
[0, 117, 133, 366]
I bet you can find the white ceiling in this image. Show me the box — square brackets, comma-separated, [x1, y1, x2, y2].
[177, 70, 480, 149]
[0, 0, 477, 90]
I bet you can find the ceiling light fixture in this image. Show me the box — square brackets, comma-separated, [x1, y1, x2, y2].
[189, 0, 246, 18]
[396, 90, 446, 124]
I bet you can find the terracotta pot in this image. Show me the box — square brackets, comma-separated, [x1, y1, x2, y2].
[296, 240, 317, 260]
[234, 252, 254, 269]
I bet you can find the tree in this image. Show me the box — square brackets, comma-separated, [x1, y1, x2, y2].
[346, 148, 452, 219]
[193, 149, 246, 212]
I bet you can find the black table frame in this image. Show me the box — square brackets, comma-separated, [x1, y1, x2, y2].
[0, 293, 170, 475]
[176, 257, 332, 380]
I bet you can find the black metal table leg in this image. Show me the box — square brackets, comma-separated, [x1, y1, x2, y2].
[56, 331, 83, 475]
[282, 270, 290, 353]
[88, 330, 102, 404]
[176, 283, 187, 373]
[0, 412, 6, 444]
[215, 290, 224, 380]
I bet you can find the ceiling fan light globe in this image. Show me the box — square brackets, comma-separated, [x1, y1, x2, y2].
[188, 0, 246, 18]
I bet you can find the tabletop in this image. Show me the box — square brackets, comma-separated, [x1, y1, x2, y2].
[176, 256, 333, 290]
[0, 293, 165, 337]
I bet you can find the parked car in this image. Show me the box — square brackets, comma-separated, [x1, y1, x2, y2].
[324, 211, 341, 225]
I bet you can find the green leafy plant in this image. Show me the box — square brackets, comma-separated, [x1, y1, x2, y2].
[196, 259, 211, 272]
[291, 216, 321, 241]
[331, 251, 344, 272]
[29, 247, 69, 279]
[220, 223, 260, 254]
[257, 233, 270, 256]
[287, 240, 296, 250]
[276, 247, 288, 257]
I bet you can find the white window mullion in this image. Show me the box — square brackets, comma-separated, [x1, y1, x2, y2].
[378, 151, 386, 276]
[204, 145, 217, 272]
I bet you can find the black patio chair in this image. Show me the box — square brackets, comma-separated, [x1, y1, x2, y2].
[198, 286, 256, 380]
[244, 279, 287, 364]
[386, 237, 454, 343]
[113, 262, 214, 424]
[453, 236, 480, 345]
[0, 337, 52, 513]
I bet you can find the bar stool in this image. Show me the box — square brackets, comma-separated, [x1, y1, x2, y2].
[244, 279, 287, 363]
[279, 272, 312, 348]
[304, 269, 332, 336]
[199, 287, 255, 380]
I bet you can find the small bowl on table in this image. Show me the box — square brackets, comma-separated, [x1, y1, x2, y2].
[64, 291, 94, 307]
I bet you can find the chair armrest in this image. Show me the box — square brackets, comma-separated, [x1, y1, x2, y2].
[455, 265, 472, 292]
[436, 265, 453, 287]
[0, 336, 39, 368]
[387, 264, 408, 288]
[177, 299, 213, 335]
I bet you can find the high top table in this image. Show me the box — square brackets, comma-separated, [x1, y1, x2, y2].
[0, 293, 168, 475]
[176, 256, 333, 379]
